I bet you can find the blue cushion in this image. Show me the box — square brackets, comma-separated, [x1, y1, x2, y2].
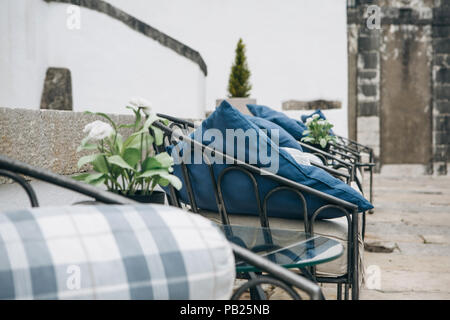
[247, 104, 307, 140]
[301, 109, 327, 123]
[167, 101, 373, 220]
[243, 115, 303, 152]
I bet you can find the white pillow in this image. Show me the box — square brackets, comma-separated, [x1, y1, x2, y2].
[281, 147, 324, 166]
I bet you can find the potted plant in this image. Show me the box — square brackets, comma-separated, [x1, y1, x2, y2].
[73, 97, 182, 203]
[301, 114, 337, 152]
[216, 38, 255, 115]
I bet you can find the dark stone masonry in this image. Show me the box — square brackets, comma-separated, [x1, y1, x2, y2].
[40, 67, 73, 111]
[347, 0, 449, 175]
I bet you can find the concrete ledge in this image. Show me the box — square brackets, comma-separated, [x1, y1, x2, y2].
[282, 100, 341, 111]
[0, 107, 134, 182]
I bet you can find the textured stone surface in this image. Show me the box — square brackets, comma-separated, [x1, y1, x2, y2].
[359, 174, 450, 299]
[380, 24, 432, 166]
[348, 0, 449, 174]
[281, 100, 341, 111]
[0, 107, 134, 180]
[40, 67, 73, 111]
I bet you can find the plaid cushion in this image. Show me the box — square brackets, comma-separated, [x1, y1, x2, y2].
[0, 204, 235, 300]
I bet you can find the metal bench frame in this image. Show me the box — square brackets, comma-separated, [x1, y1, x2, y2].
[0, 154, 323, 300]
[151, 120, 361, 300]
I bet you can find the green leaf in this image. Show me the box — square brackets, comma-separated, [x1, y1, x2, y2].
[320, 138, 327, 148]
[142, 157, 161, 171]
[72, 173, 90, 181]
[154, 152, 174, 168]
[84, 111, 117, 130]
[108, 155, 136, 171]
[123, 148, 141, 168]
[151, 126, 164, 146]
[138, 169, 168, 178]
[161, 173, 182, 190]
[124, 133, 153, 150]
[85, 173, 106, 186]
[78, 153, 103, 169]
[77, 136, 97, 152]
[90, 177, 106, 187]
[92, 155, 109, 174]
[84, 172, 105, 183]
[138, 170, 182, 190]
[157, 177, 170, 187]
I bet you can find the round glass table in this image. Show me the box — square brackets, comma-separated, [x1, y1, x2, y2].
[218, 224, 344, 273]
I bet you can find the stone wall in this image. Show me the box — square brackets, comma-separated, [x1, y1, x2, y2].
[432, 2, 450, 175]
[0, 107, 134, 182]
[347, 0, 449, 175]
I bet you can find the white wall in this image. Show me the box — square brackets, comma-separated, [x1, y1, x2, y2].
[0, 0, 206, 118]
[108, 0, 349, 136]
[1, 0, 348, 135]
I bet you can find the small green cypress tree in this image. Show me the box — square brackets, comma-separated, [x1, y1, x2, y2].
[227, 38, 252, 98]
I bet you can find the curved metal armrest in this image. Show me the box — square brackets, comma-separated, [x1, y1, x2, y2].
[157, 113, 196, 129]
[0, 155, 137, 205]
[152, 121, 358, 211]
[231, 243, 324, 300]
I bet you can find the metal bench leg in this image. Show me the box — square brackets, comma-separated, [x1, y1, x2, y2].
[337, 283, 342, 300]
[352, 209, 360, 300]
[247, 272, 267, 300]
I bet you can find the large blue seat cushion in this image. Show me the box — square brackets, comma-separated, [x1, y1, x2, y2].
[167, 101, 373, 220]
[243, 115, 303, 152]
[246, 104, 307, 140]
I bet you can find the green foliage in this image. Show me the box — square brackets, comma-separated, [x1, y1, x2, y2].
[74, 104, 181, 195]
[227, 38, 252, 98]
[301, 115, 337, 149]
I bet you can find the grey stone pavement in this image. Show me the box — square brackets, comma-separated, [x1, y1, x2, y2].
[358, 174, 450, 299]
[1, 174, 450, 300]
[270, 173, 450, 300]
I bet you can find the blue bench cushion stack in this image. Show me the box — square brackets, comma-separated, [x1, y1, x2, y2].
[167, 101, 373, 220]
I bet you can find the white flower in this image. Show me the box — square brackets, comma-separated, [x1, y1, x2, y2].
[130, 96, 151, 109]
[312, 114, 320, 119]
[317, 120, 326, 125]
[306, 117, 313, 125]
[83, 120, 114, 141]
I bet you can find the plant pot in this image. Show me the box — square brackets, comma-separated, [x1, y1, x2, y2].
[216, 98, 256, 115]
[121, 190, 167, 204]
[109, 190, 166, 204]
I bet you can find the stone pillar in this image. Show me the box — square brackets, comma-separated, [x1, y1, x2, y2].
[348, 1, 382, 170]
[40, 67, 73, 111]
[432, 3, 450, 175]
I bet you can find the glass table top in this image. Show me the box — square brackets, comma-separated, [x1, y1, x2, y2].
[218, 224, 344, 273]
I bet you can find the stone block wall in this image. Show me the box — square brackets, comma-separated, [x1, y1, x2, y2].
[432, 2, 450, 175]
[347, 0, 449, 175]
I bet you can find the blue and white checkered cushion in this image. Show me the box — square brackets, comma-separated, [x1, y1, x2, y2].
[0, 204, 235, 300]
